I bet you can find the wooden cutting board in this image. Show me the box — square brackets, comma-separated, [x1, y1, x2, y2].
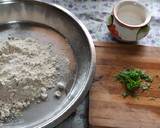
[89, 42, 160, 128]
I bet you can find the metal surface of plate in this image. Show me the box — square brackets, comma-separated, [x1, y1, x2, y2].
[0, 0, 96, 128]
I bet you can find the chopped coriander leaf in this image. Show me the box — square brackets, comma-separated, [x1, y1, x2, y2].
[140, 83, 151, 91]
[116, 68, 153, 97]
[122, 92, 129, 98]
[139, 71, 153, 82]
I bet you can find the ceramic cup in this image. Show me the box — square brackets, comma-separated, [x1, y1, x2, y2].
[107, 0, 151, 42]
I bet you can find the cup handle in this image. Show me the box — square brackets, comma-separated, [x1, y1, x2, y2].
[136, 25, 150, 40]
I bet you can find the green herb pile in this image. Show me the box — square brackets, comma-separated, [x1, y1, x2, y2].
[116, 68, 153, 97]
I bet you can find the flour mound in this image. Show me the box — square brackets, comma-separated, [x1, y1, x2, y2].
[0, 37, 69, 121]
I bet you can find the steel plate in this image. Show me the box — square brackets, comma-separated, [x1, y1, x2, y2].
[0, 0, 96, 128]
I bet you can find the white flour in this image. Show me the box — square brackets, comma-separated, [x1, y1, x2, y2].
[0, 37, 70, 121]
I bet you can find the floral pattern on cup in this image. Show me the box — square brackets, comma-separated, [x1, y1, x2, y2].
[136, 25, 150, 40]
[107, 15, 120, 39]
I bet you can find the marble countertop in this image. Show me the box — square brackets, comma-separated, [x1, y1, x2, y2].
[39, 0, 160, 127]
[52, 0, 160, 46]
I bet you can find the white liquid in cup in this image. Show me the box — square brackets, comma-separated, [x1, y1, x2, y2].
[117, 4, 146, 25]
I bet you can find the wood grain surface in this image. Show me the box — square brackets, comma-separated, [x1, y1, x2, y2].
[89, 42, 160, 128]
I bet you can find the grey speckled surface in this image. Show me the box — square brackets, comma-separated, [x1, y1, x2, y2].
[48, 0, 160, 46]
[56, 97, 88, 128]
[38, 0, 160, 128]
